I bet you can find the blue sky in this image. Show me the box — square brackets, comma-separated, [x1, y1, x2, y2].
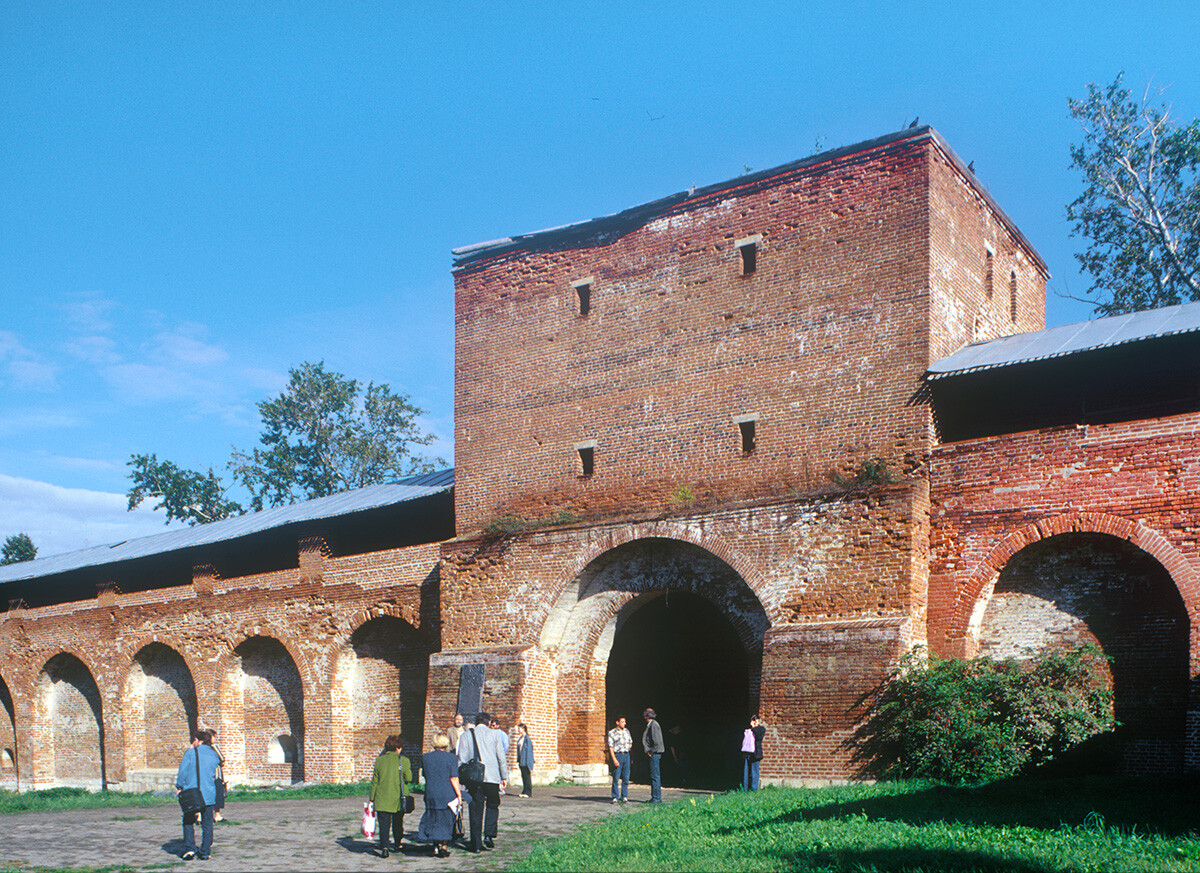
[3, 1, 1198, 557]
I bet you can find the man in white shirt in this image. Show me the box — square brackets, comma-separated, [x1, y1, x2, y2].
[606, 715, 632, 803]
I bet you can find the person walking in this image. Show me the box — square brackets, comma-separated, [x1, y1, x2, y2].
[606, 715, 632, 804]
[742, 715, 766, 791]
[457, 711, 508, 853]
[447, 713, 465, 755]
[515, 723, 534, 797]
[175, 729, 222, 861]
[642, 708, 665, 804]
[369, 734, 413, 858]
[417, 733, 463, 858]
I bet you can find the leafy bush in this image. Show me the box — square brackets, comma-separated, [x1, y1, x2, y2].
[849, 645, 1114, 784]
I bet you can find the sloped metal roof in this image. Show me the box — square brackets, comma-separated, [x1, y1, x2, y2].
[0, 469, 454, 585]
[926, 301, 1200, 380]
[453, 126, 1047, 276]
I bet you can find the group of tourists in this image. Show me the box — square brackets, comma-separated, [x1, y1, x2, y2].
[605, 709, 766, 803]
[368, 711, 535, 859]
[172, 709, 762, 861]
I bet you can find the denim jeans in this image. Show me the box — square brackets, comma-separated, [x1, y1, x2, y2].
[742, 756, 760, 791]
[182, 804, 214, 857]
[648, 752, 662, 802]
[611, 751, 630, 800]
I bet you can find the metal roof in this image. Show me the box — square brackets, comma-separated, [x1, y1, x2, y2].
[926, 301, 1200, 381]
[0, 469, 454, 585]
[453, 126, 1047, 276]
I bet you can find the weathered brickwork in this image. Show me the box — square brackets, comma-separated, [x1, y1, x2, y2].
[9, 126, 1196, 790]
[929, 412, 1200, 769]
[0, 540, 440, 790]
[455, 134, 993, 535]
[443, 128, 1045, 783]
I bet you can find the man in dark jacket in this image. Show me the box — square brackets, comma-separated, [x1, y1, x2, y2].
[642, 708, 665, 803]
[175, 730, 222, 861]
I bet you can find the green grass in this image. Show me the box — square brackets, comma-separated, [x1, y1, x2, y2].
[0, 780, 378, 814]
[515, 776, 1200, 872]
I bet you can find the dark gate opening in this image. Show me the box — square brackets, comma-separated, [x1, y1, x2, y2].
[606, 591, 748, 790]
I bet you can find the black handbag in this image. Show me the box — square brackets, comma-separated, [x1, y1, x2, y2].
[177, 746, 205, 815]
[399, 755, 415, 813]
[459, 728, 485, 784]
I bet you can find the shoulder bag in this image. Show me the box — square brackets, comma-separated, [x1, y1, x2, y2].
[399, 754, 415, 814]
[459, 728, 486, 784]
[177, 746, 205, 815]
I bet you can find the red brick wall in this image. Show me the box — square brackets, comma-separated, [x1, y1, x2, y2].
[927, 148, 1047, 361]
[438, 487, 927, 779]
[454, 138, 944, 536]
[0, 678, 15, 786]
[0, 539, 439, 790]
[40, 653, 105, 785]
[930, 412, 1200, 770]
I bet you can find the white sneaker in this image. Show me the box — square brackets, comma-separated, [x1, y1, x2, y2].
[612, 798, 619, 804]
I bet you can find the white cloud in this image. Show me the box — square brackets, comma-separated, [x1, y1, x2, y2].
[0, 408, 79, 437]
[8, 358, 59, 390]
[0, 330, 26, 358]
[62, 334, 121, 365]
[0, 472, 183, 558]
[59, 292, 116, 334]
[153, 331, 230, 367]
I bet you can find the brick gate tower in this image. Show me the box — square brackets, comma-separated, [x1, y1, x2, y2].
[432, 126, 1047, 783]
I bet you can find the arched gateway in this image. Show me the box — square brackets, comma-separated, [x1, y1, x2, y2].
[538, 537, 770, 785]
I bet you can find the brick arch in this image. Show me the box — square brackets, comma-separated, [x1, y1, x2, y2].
[539, 523, 772, 655]
[213, 626, 314, 691]
[33, 650, 106, 789]
[540, 535, 770, 774]
[120, 641, 199, 774]
[216, 631, 308, 785]
[543, 521, 772, 626]
[330, 602, 421, 661]
[955, 512, 1200, 653]
[0, 671, 17, 787]
[116, 634, 203, 700]
[328, 608, 428, 781]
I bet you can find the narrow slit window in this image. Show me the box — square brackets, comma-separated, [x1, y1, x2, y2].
[984, 248, 994, 300]
[740, 242, 757, 274]
[578, 446, 594, 478]
[736, 235, 761, 276]
[1009, 270, 1018, 322]
[573, 278, 593, 317]
[739, 420, 756, 453]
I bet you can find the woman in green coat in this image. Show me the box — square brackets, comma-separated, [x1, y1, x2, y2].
[370, 735, 413, 857]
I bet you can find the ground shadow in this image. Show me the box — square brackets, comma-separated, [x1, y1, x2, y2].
[335, 835, 380, 855]
[160, 838, 189, 857]
[554, 793, 629, 804]
[783, 845, 1059, 873]
[721, 775, 1200, 840]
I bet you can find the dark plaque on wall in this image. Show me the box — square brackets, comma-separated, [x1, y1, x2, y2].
[458, 663, 486, 722]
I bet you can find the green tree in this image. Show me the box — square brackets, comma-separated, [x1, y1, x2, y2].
[126, 454, 244, 525]
[1, 532, 38, 565]
[230, 361, 440, 511]
[127, 362, 442, 525]
[1067, 73, 1200, 315]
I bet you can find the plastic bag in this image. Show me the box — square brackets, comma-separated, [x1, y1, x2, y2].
[361, 801, 376, 838]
